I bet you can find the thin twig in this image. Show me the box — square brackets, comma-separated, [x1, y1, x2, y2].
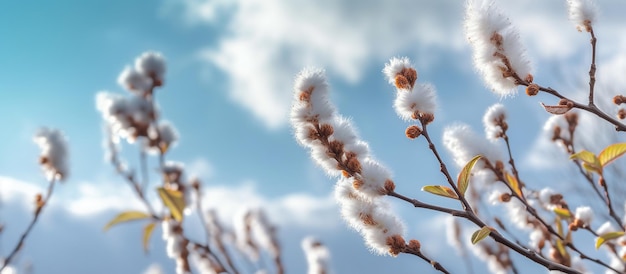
[402, 248, 450, 274]
[0, 179, 56, 271]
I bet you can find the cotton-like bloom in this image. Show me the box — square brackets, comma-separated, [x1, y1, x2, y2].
[146, 121, 179, 154]
[301, 237, 331, 274]
[442, 123, 504, 170]
[383, 57, 437, 120]
[291, 67, 406, 256]
[566, 0, 597, 32]
[118, 66, 153, 94]
[234, 208, 260, 261]
[334, 179, 405, 255]
[483, 103, 507, 140]
[543, 114, 573, 143]
[464, 0, 532, 96]
[96, 92, 157, 142]
[135, 51, 166, 85]
[33, 127, 69, 181]
[574, 206, 594, 226]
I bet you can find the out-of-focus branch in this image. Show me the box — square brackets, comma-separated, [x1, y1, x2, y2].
[0, 179, 56, 272]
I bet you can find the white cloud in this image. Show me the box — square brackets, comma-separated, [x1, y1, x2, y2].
[0, 174, 337, 230]
[165, 0, 626, 129]
[169, 0, 467, 129]
[186, 157, 215, 180]
[198, 182, 339, 229]
[142, 263, 164, 274]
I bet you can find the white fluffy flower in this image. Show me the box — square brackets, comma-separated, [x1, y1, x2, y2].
[543, 114, 572, 142]
[96, 92, 157, 142]
[574, 206, 594, 225]
[301, 237, 331, 274]
[118, 66, 153, 93]
[162, 220, 184, 259]
[483, 103, 507, 140]
[394, 83, 437, 120]
[34, 127, 69, 181]
[443, 123, 504, 170]
[566, 0, 597, 32]
[383, 57, 437, 119]
[146, 121, 179, 154]
[464, 0, 532, 96]
[383, 57, 413, 85]
[135, 51, 167, 83]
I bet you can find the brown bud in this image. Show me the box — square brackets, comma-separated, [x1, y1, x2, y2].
[490, 32, 503, 48]
[405, 125, 422, 139]
[499, 193, 511, 202]
[420, 113, 435, 125]
[318, 124, 334, 138]
[299, 87, 314, 102]
[383, 179, 396, 194]
[400, 68, 418, 89]
[568, 222, 578, 232]
[386, 235, 406, 256]
[558, 99, 569, 105]
[494, 161, 504, 172]
[408, 239, 421, 251]
[341, 170, 350, 178]
[526, 83, 539, 96]
[328, 140, 344, 157]
[613, 95, 626, 105]
[395, 75, 410, 90]
[345, 157, 362, 174]
[191, 178, 201, 191]
[618, 109, 626, 120]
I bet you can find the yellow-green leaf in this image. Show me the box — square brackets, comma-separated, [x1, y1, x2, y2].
[555, 239, 568, 258]
[471, 226, 492, 245]
[504, 172, 523, 198]
[104, 211, 151, 231]
[596, 231, 625, 249]
[599, 143, 626, 167]
[143, 222, 156, 253]
[570, 150, 602, 174]
[421, 185, 458, 200]
[457, 155, 482, 197]
[553, 208, 572, 219]
[157, 187, 186, 222]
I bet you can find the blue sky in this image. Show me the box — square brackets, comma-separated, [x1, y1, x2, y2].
[2, 0, 626, 273]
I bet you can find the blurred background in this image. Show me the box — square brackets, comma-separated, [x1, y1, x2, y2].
[1, 0, 626, 273]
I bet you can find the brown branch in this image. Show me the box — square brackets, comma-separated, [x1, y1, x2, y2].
[588, 27, 597, 106]
[387, 191, 582, 274]
[402, 248, 450, 274]
[0, 179, 56, 272]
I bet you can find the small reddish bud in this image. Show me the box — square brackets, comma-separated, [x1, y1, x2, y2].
[341, 170, 350, 178]
[405, 125, 422, 139]
[408, 239, 421, 251]
[386, 235, 406, 256]
[346, 157, 362, 174]
[318, 124, 334, 138]
[494, 161, 504, 172]
[526, 83, 539, 96]
[420, 113, 435, 125]
[299, 87, 314, 102]
[395, 75, 410, 90]
[383, 179, 396, 194]
[613, 95, 626, 105]
[618, 109, 626, 120]
[499, 193, 511, 202]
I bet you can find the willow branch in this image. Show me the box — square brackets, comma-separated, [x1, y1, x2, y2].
[0, 179, 57, 272]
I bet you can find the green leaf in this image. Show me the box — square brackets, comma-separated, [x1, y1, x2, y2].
[553, 208, 572, 219]
[104, 211, 151, 231]
[471, 226, 492, 245]
[504, 172, 523, 198]
[457, 155, 482, 197]
[421, 185, 458, 199]
[157, 187, 186, 222]
[143, 222, 156, 253]
[595, 231, 625, 249]
[570, 150, 602, 174]
[598, 143, 626, 167]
